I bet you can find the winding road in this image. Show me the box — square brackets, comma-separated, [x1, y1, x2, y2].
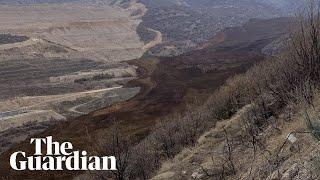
[143, 28, 163, 50]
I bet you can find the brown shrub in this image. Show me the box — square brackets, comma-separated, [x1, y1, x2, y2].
[207, 74, 251, 120]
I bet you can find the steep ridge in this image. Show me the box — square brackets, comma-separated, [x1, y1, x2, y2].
[152, 100, 320, 179]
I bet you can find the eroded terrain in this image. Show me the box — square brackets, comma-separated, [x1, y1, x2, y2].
[0, 0, 158, 154]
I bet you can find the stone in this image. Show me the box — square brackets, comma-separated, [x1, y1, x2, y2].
[287, 134, 298, 143]
[281, 163, 299, 180]
[191, 171, 205, 179]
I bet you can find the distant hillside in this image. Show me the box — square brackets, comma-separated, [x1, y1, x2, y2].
[0, 0, 308, 56]
[0, 0, 77, 4]
[259, 0, 308, 13]
[0, 0, 125, 5]
[138, 0, 309, 56]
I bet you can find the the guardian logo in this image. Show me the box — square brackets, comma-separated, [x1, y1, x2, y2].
[10, 136, 117, 171]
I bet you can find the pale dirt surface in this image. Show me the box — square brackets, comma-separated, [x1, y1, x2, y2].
[0, 86, 141, 155]
[0, 37, 42, 50]
[0, 1, 148, 62]
[0, 0, 165, 158]
[0, 0, 151, 128]
[0, 86, 123, 112]
[0, 110, 66, 132]
[49, 66, 138, 83]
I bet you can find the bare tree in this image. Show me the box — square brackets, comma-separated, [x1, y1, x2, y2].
[223, 128, 236, 175]
[152, 119, 178, 159]
[108, 126, 132, 180]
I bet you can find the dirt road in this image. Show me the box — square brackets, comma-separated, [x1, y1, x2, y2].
[143, 28, 163, 50]
[0, 38, 41, 50]
[68, 94, 119, 114]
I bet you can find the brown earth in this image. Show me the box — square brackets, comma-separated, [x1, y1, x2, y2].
[0, 17, 295, 179]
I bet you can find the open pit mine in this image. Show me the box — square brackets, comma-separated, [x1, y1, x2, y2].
[0, 0, 158, 155]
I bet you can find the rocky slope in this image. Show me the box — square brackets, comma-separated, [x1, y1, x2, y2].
[152, 101, 320, 180]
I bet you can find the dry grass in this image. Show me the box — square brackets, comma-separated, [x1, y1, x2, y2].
[153, 95, 320, 179]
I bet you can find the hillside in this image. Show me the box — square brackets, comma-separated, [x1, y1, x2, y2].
[151, 8, 320, 180]
[0, 17, 296, 179]
[0, 1, 317, 180]
[153, 101, 320, 179]
[138, 0, 307, 56]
